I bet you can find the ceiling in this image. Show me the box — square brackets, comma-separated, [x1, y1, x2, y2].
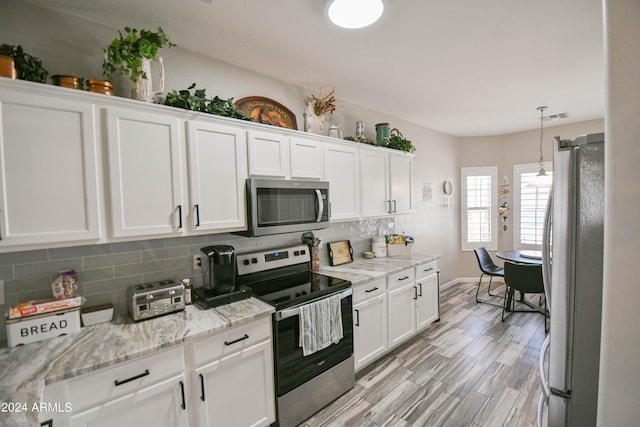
[26, 0, 605, 137]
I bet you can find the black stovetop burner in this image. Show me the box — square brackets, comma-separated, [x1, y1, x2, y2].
[235, 244, 351, 311]
[246, 270, 351, 311]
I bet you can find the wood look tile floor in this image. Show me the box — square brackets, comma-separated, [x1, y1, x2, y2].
[301, 280, 547, 427]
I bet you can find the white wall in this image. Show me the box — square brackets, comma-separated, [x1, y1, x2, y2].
[457, 118, 604, 278]
[598, 0, 640, 424]
[0, 0, 461, 282]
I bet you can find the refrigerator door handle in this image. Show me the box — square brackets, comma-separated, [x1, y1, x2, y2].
[537, 391, 546, 427]
[542, 191, 553, 311]
[539, 335, 550, 397]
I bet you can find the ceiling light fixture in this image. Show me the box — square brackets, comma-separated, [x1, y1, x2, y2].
[327, 0, 384, 29]
[536, 106, 548, 177]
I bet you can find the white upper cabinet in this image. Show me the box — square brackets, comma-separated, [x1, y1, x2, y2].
[389, 153, 413, 214]
[187, 121, 247, 232]
[289, 136, 323, 180]
[360, 147, 414, 218]
[323, 143, 360, 221]
[0, 91, 101, 248]
[360, 148, 390, 218]
[106, 108, 185, 238]
[247, 130, 290, 178]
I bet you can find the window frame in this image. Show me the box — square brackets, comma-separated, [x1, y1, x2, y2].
[512, 161, 553, 250]
[461, 166, 498, 251]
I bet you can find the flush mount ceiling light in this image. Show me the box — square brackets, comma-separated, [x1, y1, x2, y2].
[327, 0, 384, 29]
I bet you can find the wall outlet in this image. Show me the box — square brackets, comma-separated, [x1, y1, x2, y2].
[0, 279, 4, 305]
[193, 255, 202, 270]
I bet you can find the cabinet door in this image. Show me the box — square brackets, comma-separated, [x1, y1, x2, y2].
[247, 130, 289, 177]
[389, 154, 413, 214]
[196, 339, 275, 427]
[360, 148, 390, 217]
[353, 294, 388, 371]
[70, 375, 188, 427]
[106, 108, 185, 238]
[187, 121, 247, 231]
[323, 143, 359, 220]
[416, 273, 439, 330]
[290, 136, 323, 179]
[0, 92, 100, 247]
[388, 282, 417, 348]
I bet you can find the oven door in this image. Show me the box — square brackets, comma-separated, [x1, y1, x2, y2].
[273, 290, 353, 397]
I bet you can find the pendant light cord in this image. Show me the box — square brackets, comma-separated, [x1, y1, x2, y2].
[537, 106, 547, 175]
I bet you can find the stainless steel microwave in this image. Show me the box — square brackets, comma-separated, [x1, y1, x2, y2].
[243, 178, 330, 236]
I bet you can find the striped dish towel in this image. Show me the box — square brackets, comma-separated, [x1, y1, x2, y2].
[299, 294, 343, 356]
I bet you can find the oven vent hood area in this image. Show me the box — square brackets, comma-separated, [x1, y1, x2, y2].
[236, 178, 330, 237]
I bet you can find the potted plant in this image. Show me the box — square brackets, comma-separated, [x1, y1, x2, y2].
[0, 44, 48, 83]
[386, 128, 416, 153]
[103, 27, 175, 101]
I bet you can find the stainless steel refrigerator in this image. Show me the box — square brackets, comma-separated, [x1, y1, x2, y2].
[538, 132, 605, 426]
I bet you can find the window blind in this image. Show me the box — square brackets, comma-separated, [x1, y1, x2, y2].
[519, 172, 552, 245]
[466, 175, 492, 243]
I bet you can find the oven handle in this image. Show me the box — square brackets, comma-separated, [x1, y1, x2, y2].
[275, 288, 352, 321]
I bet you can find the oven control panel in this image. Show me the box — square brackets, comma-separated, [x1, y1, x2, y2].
[237, 244, 310, 276]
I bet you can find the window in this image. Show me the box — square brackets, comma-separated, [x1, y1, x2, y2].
[513, 162, 553, 249]
[461, 167, 497, 251]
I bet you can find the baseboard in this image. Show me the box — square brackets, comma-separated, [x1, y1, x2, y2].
[441, 276, 505, 291]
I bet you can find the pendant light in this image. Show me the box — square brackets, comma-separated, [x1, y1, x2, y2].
[536, 106, 548, 177]
[327, 0, 384, 29]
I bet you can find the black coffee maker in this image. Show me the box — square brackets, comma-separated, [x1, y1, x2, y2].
[201, 245, 236, 295]
[193, 245, 251, 309]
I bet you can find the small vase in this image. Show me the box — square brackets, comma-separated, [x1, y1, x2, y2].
[131, 57, 165, 102]
[303, 101, 325, 135]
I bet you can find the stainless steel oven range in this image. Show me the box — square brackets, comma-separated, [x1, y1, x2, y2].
[236, 244, 354, 427]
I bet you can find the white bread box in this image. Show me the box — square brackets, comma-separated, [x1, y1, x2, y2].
[6, 308, 81, 347]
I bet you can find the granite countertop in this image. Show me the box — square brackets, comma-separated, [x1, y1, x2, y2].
[0, 297, 273, 427]
[316, 253, 440, 286]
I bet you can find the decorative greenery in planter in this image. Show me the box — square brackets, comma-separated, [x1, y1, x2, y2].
[103, 27, 174, 81]
[306, 88, 336, 116]
[344, 135, 375, 145]
[0, 44, 48, 83]
[386, 129, 416, 153]
[163, 83, 250, 120]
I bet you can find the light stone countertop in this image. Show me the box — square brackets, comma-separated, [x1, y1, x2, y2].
[0, 254, 439, 426]
[316, 253, 440, 286]
[0, 297, 273, 427]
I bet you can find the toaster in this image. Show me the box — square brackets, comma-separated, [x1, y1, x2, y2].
[128, 279, 185, 321]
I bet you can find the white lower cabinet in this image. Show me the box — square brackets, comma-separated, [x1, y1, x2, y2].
[354, 262, 439, 372]
[69, 374, 188, 427]
[387, 282, 418, 347]
[415, 262, 439, 330]
[352, 278, 388, 371]
[189, 316, 275, 427]
[41, 346, 188, 427]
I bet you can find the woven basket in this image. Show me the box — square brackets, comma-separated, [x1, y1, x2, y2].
[386, 243, 413, 257]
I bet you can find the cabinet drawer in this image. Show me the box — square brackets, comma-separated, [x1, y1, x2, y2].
[66, 346, 184, 412]
[192, 316, 271, 366]
[415, 261, 438, 279]
[353, 278, 386, 303]
[387, 268, 415, 290]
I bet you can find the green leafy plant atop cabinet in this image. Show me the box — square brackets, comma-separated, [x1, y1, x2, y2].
[0, 44, 48, 83]
[163, 83, 250, 120]
[386, 129, 416, 153]
[103, 27, 174, 81]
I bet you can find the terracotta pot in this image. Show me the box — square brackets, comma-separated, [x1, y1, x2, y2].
[86, 79, 113, 96]
[52, 75, 84, 90]
[0, 55, 16, 79]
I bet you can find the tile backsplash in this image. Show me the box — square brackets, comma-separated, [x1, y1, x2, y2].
[0, 218, 394, 341]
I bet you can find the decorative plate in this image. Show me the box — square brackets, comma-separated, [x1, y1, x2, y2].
[235, 96, 298, 130]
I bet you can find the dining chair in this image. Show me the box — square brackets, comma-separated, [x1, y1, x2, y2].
[502, 261, 549, 330]
[473, 247, 505, 307]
